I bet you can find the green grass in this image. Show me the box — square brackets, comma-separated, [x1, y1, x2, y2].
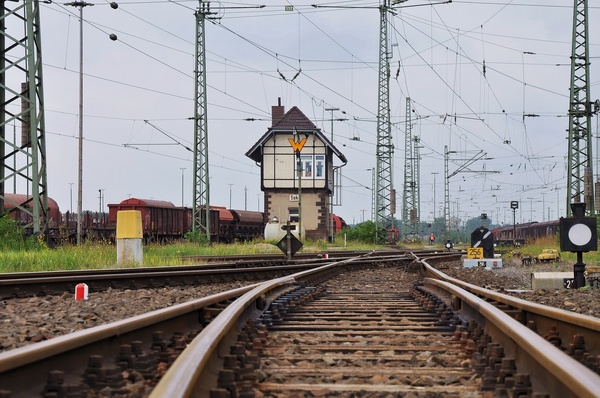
[0, 238, 389, 273]
[499, 235, 600, 265]
[0, 243, 117, 273]
[4, 232, 598, 274]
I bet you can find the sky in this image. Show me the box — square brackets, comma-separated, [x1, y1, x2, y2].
[10, 0, 600, 228]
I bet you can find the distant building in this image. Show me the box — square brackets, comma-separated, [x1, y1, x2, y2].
[245, 99, 347, 240]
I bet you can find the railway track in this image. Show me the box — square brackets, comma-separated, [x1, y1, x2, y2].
[3, 251, 597, 397]
[154, 253, 600, 397]
[0, 249, 442, 299]
[239, 271, 479, 396]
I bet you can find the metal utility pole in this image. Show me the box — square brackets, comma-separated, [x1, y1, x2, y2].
[402, 97, 415, 239]
[180, 168, 185, 207]
[444, 146, 451, 235]
[444, 148, 496, 235]
[431, 172, 439, 219]
[0, 0, 48, 236]
[67, 1, 91, 245]
[66, 1, 117, 244]
[375, 0, 395, 242]
[414, 135, 421, 228]
[311, 1, 449, 242]
[325, 107, 339, 243]
[192, 1, 213, 240]
[371, 168, 375, 222]
[373, 0, 449, 241]
[192, 1, 263, 240]
[566, 0, 598, 215]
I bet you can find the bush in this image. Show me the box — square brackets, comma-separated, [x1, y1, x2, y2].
[184, 229, 211, 245]
[342, 221, 386, 244]
[0, 216, 26, 250]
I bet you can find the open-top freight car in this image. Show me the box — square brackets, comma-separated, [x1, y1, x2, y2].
[107, 198, 266, 243]
[491, 219, 560, 246]
[108, 198, 197, 243]
[4, 194, 268, 244]
[2, 193, 62, 228]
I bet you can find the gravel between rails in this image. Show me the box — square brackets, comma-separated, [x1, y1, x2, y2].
[440, 259, 600, 319]
[2, 259, 599, 354]
[0, 282, 247, 352]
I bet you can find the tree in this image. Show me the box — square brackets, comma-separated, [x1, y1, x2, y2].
[342, 220, 386, 244]
[465, 216, 492, 235]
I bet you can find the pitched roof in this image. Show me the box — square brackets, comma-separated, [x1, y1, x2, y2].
[272, 106, 317, 129]
[245, 106, 347, 164]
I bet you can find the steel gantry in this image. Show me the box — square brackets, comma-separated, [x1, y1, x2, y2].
[0, 0, 48, 236]
[566, 0, 598, 215]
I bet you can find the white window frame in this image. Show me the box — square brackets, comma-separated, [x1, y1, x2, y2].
[298, 155, 325, 179]
[315, 155, 325, 178]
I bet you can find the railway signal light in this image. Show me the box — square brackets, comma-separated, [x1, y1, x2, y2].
[471, 227, 494, 258]
[559, 202, 598, 288]
[560, 203, 597, 253]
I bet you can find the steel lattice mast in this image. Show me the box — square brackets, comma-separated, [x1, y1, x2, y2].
[444, 145, 450, 235]
[566, 0, 597, 216]
[192, 1, 213, 239]
[192, 2, 262, 239]
[402, 97, 415, 238]
[375, 0, 394, 241]
[0, 0, 48, 235]
[413, 134, 420, 230]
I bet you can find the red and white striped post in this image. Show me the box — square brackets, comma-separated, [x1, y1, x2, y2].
[74, 283, 88, 300]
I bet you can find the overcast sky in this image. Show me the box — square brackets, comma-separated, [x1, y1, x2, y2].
[22, 0, 600, 226]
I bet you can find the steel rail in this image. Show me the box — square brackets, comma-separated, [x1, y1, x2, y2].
[418, 254, 600, 352]
[0, 251, 428, 299]
[0, 263, 321, 299]
[0, 284, 256, 395]
[424, 277, 600, 397]
[150, 254, 372, 398]
[153, 252, 600, 397]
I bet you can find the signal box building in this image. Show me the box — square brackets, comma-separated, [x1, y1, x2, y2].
[245, 101, 347, 240]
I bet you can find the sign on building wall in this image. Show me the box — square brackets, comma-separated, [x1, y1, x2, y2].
[289, 194, 299, 202]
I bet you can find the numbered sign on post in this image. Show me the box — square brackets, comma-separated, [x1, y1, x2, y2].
[467, 248, 483, 259]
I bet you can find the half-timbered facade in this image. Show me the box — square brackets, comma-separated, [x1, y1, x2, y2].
[246, 100, 347, 240]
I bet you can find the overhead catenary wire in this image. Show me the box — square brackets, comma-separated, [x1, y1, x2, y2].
[36, 0, 583, 221]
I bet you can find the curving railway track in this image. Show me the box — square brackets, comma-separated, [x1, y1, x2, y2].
[0, 250, 420, 299]
[1, 251, 599, 397]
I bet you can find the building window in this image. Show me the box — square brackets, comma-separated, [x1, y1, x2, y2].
[288, 207, 299, 222]
[301, 155, 312, 177]
[298, 155, 325, 179]
[315, 155, 325, 178]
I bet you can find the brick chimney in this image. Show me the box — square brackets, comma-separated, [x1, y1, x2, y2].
[271, 97, 285, 127]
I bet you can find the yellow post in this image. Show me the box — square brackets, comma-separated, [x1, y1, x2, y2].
[116, 210, 143, 265]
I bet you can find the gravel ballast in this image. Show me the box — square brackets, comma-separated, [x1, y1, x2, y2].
[2, 259, 599, 353]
